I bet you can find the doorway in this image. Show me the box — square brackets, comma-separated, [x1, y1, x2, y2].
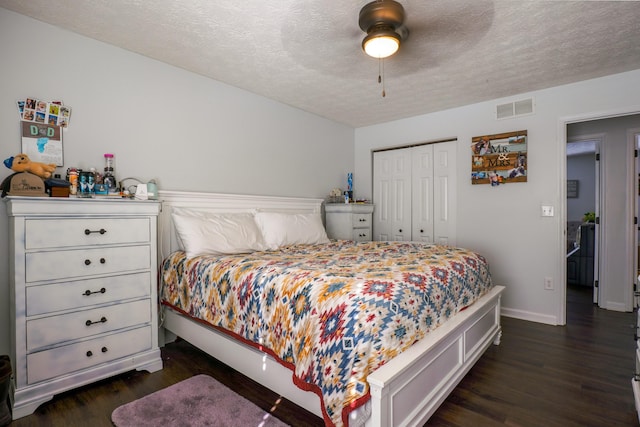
[563, 114, 640, 321]
[566, 137, 600, 304]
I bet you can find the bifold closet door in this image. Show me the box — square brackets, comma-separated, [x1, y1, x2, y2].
[411, 144, 435, 243]
[423, 141, 456, 245]
[373, 141, 457, 244]
[373, 148, 411, 241]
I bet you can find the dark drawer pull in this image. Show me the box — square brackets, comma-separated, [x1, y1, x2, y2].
[84, 258, 106, 266]
[83, 287, 106, 296]
[86, 350, 93, 357]
[359, 218, 366, 222]
[85, 228, 107, 235]
[101, 347, 108, 353]
[100, 258, 106, 264]
[85, 316, 107, 326]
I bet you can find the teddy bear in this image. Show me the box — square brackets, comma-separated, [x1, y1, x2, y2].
[3, 153, 57, 179]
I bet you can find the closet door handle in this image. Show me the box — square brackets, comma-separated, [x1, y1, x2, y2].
[420, 229, 424, 233]
[399, 229, 403, 233]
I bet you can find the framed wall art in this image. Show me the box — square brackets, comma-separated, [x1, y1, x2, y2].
[471, 130, 527, 186]
[567, 180, 579, 198]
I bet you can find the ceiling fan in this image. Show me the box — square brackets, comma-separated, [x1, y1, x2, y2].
[358, 0, 409, 96]
[358, 0, 409, 59]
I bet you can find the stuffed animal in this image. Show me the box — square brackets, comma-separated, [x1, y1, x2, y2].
[3, 154, 56, 179]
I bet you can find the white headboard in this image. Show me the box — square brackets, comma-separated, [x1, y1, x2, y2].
[157, 190, 324, 261]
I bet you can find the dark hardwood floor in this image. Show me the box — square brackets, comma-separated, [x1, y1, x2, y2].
[9, 284, 639, 427]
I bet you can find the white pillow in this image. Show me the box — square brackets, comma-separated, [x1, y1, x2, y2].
[253, 212, 329, 250]
[171, 208, 266, 258]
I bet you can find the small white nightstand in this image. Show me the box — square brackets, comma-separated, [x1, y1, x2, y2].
[325, 203, 374, 242]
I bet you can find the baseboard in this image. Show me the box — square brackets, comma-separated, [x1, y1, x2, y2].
[601, 301, 630, 312]
[501, 307, 559, 325]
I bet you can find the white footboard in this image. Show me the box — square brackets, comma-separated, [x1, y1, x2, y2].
[366, 285, 504, 427]
[162, 285, 503, 426]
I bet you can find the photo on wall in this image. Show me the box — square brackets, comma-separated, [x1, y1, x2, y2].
[471, 130, 527, 186]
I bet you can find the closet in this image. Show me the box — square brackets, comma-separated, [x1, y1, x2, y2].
[373, 140, 457, 244]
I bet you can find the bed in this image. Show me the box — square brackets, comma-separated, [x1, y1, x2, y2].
[157, 190, 504, 427]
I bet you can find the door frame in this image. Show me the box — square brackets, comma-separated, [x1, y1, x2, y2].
[633, 129, 640, 310]
[566, 134, 602, 304]
[558, 107, 640, 325]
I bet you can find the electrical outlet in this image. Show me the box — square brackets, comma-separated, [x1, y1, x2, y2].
[541, 205, 554, 217]
[544, 277, 554, 290]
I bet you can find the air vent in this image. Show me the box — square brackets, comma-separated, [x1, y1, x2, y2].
[496, 98, 534, 120]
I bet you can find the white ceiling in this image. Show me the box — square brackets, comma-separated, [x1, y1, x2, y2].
[2, 0, 639, 128]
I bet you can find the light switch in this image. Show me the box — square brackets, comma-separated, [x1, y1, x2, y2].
[541, 205, 554, 217]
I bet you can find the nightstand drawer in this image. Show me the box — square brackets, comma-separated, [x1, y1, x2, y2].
[352, 229, 371, 242]
[27, 326, 152, 384]
[26, 245, 151, 282]
[25, 217, 150, 249]
[26, 272, 151, 316]
[26, 299, 151, 351]
[352, 213, 371, 227]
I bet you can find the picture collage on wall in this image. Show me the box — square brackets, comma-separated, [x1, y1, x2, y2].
[471, 130, 527, 186]
[15, 98, 72, 167]
[17, 98, 71, 128]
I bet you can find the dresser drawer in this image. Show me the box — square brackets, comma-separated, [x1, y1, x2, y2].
[26, 299, 151, 351]
[25, 217, 150, 249]
[352, 213, 371, 228]
[26, 272, 151, 316]
[26, 245, 151, 283]
[27, 326, 152, 384]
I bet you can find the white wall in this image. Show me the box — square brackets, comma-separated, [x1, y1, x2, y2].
[0, 9, 354, 355]
[355, 69, 640, 325]
[566, 153, 595, 222]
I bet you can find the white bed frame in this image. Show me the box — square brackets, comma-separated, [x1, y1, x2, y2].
[157, 190, 504, 427]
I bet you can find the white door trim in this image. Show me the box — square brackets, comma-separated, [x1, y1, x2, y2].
[558, 106, 640, 325]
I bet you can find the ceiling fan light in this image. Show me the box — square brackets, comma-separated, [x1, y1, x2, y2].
[362, 31, 400, 59]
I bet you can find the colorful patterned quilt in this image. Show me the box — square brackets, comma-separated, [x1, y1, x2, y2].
[160, 240, 493, 427]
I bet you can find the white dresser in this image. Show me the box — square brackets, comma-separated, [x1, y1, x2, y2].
[6, 197, 163, 419]
[325, 203, 374, 242]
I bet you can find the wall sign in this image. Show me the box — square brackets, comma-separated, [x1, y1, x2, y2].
[471, 130, 527, 186]
[21, 121, 63, 166]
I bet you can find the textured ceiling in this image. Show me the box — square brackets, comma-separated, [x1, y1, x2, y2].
[1, 0, 639, 128]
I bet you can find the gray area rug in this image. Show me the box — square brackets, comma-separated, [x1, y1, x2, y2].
[111, 374, 290, 427]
